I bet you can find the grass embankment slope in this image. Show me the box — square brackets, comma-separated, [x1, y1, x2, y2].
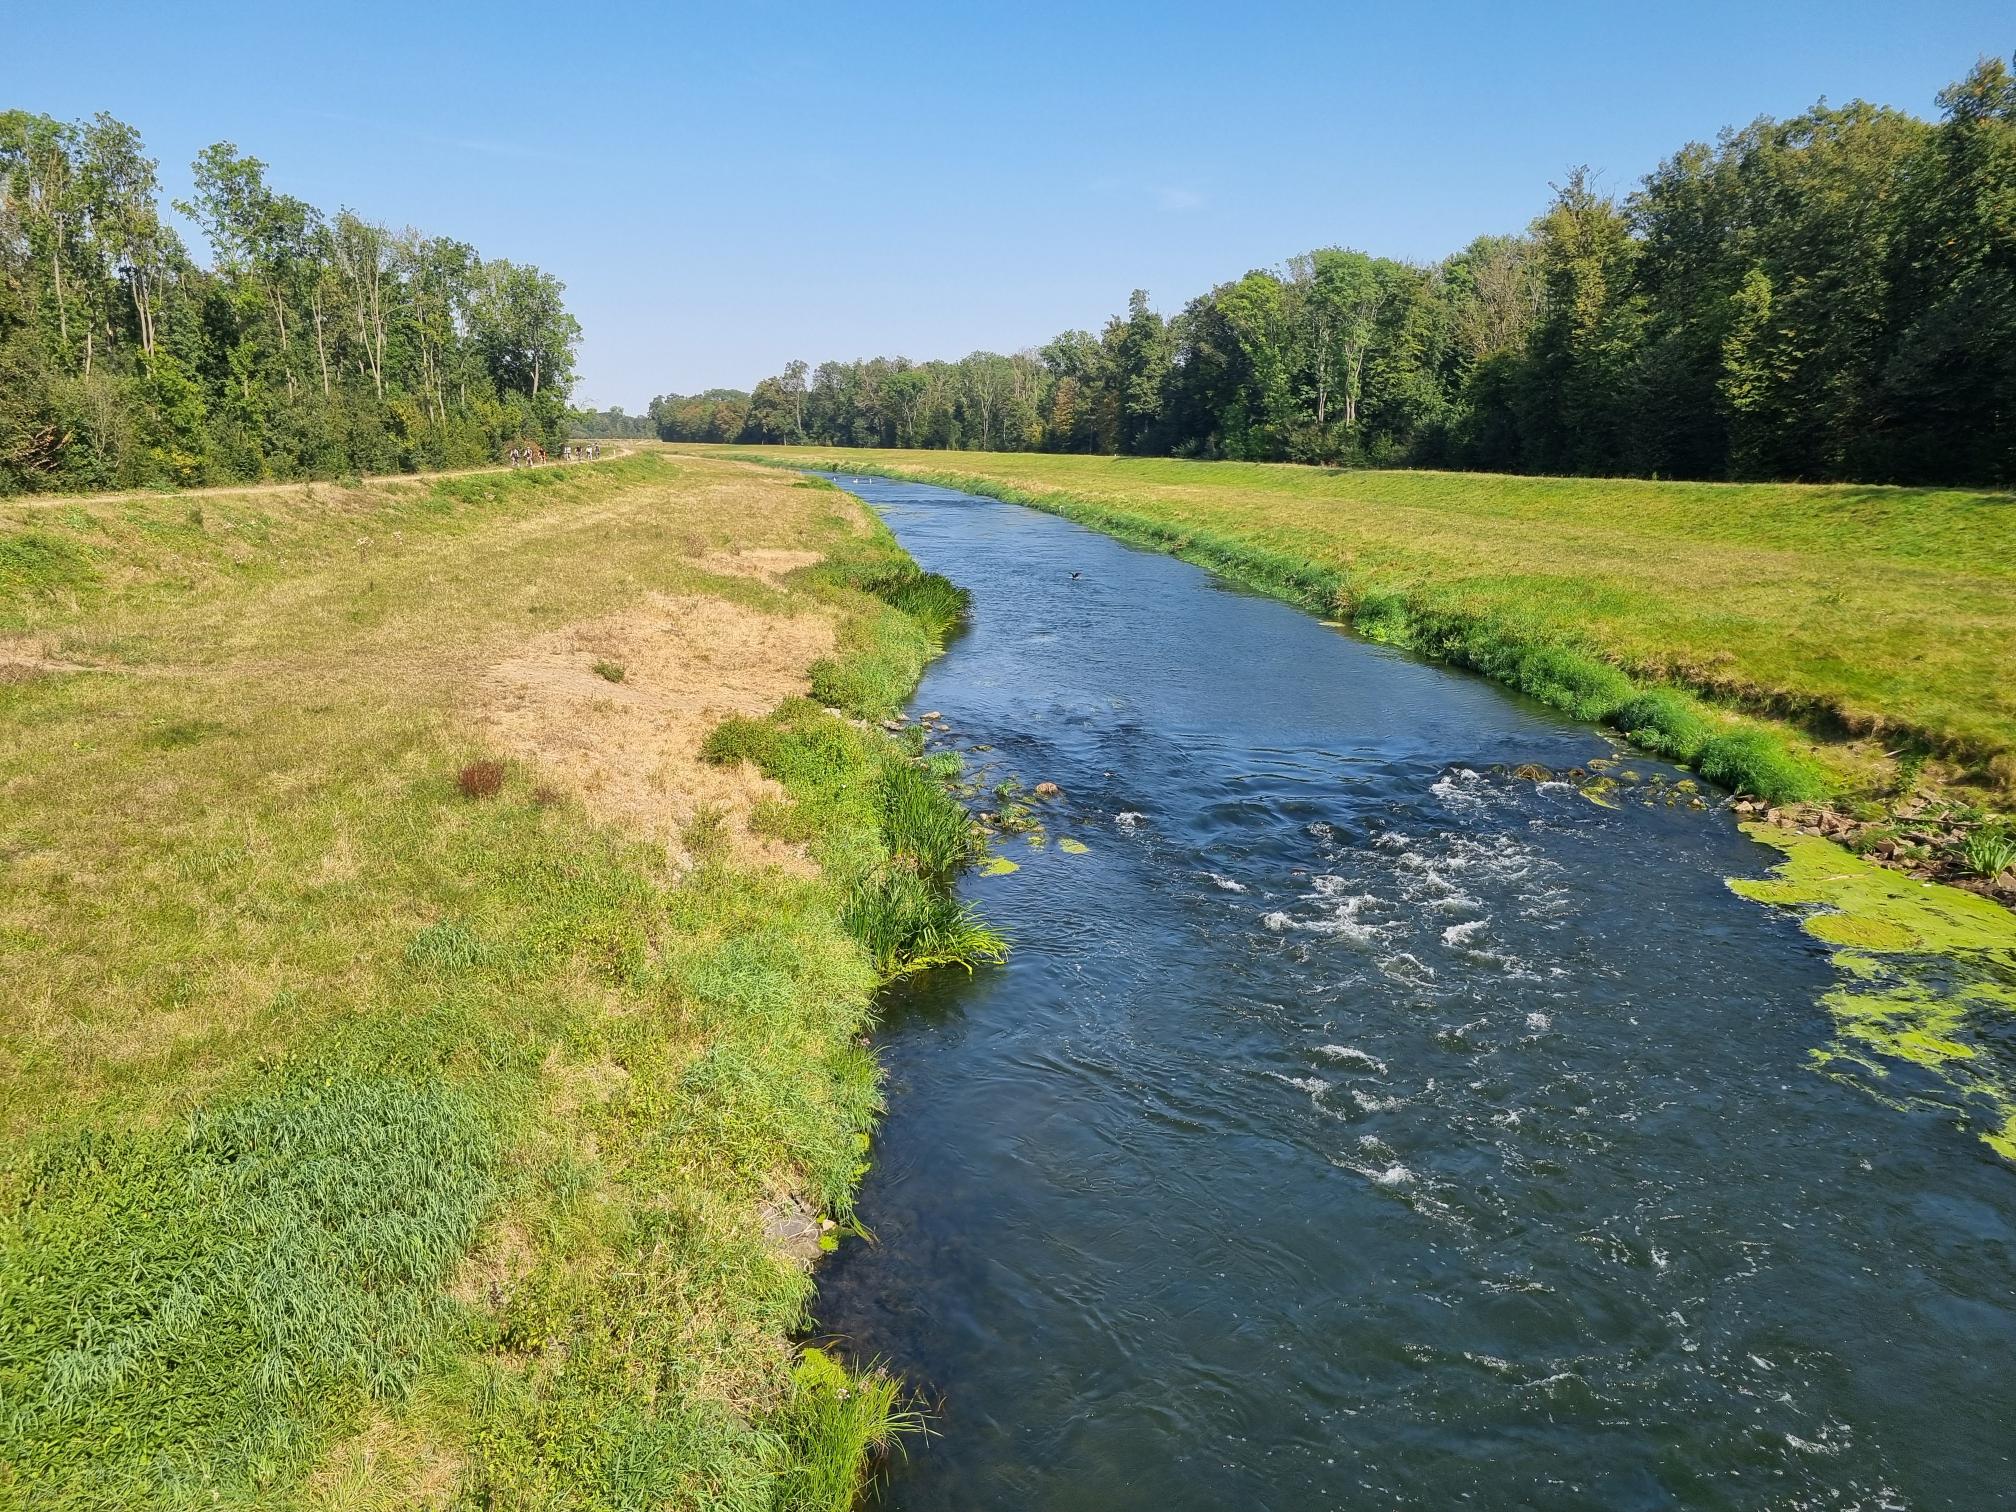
[709, 447, 2016, 892]
[0, 452, 995, 1509]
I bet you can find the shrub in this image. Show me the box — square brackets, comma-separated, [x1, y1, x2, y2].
[1350, 590, 1413, 645]
[1696, 729, 1827, 803]
[700, 717, 777, 768]
[458, 759, 505, 798]
[1607, 688, 1712, 762]
[593, 660, 626, 683]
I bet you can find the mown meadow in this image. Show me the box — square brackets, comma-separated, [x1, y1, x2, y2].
[0, 452, 994, 1509]
[712, 448, 2016, 814]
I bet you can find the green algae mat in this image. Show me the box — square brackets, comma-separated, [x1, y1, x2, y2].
[1732, 826, 2016, 1161]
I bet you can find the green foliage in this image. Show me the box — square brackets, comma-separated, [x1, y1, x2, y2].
[1697, 729, 1828, 804]
[592, 659, 625, 683]
[0, 530, 97, 605]
[0, 112, 582, 496]
[773, 1347, 919, 1512]
[1350, 589, 1413, 644]
[878, 761, 972, 883]
[0, 1071, 495, 1504]
[1608, 688, 1712, 762]
[686, 54, 2016, 487]
[1962, 826, 2016, 880]
[703, 522, 1005, 980]
[1504, 644, 1634, 722]
[842, 869, 1005, 979]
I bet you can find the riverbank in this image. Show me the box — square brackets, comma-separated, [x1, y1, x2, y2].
[0, 453, 990, 1507]
[702, 446, 2016, 904]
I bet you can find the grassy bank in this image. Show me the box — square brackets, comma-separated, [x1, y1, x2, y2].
[705, 446, 2015, 893]
[0, 454, 992, 1508]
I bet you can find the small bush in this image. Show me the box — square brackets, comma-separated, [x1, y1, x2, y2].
[1607, 688, 1711, 762]
[1696, 729, 1827, 803]
[1350, 590, 1413, 645]
[458, 759, 505, 798]
[593, 660, 626, 683]
[701, 716, 779, 768]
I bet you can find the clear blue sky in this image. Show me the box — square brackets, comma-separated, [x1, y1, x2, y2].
[14, 1, 2010, 409]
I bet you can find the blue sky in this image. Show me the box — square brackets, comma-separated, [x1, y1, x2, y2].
[14, 1, 2011, 408]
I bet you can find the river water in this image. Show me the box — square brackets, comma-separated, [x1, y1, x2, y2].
[814, 475, 2016, 1512]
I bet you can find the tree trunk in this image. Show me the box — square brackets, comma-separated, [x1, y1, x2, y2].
[311, 289, 331, 396]
[52, 234, 69, 352]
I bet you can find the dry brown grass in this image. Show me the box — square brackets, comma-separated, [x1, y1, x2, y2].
[300, 1410, 467, 1512]
[470, 592, 834, 872]
[0, 452, 869, 1132]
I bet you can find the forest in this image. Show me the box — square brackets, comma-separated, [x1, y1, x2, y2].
[658, 57, 2016, 486]
[0, 112, 580, 495]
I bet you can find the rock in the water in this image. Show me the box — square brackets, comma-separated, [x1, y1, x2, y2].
[1033, 781, 1062, 799]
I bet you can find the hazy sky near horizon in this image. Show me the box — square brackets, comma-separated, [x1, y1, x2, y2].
[13, 1, 2010, 408]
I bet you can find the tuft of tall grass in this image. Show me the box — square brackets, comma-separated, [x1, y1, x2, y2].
[1963, 827, 2016, 880]
[1350, 590, 1413, 645]
[843, 869, 1006, 978]
[1697, 729, 1828, 804]
[879, 761, 973, 883]
[1607, 688, 1712, 762]
[773, 1347, 922, 1512]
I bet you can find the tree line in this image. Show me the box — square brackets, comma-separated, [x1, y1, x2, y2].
[655, 56, 2015, 486]
[567, 405, 655, 439]
[2, 111, 581, 495]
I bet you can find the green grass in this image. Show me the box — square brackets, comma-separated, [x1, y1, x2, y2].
[1964, 827, 2016, 881]
[0, 452, 972, 1509]
[701, 537, 1004, 981]
[714, 447, 2016, 805]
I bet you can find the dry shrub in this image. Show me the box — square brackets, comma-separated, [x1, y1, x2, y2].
[458, 760, 505, 799]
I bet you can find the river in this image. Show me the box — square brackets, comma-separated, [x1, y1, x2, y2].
[814, 474, 2016, 1512]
